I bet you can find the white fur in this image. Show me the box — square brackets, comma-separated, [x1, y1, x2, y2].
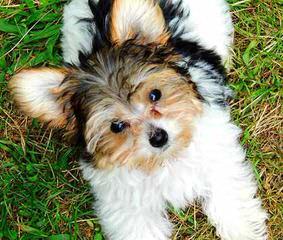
[61, 0, 98, 65]
[171, 0, 234, 65]
[62, 0, 267, 239]
[81, 105, 267, 240]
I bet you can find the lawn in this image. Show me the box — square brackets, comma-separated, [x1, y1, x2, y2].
[0, 0, 282, 239]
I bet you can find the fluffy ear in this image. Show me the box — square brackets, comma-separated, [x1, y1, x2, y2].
[9, 68, 70, 127]
[110, 0, 169, 44]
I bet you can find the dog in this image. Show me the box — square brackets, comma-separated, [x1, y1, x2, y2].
[10, 0, 268, 239]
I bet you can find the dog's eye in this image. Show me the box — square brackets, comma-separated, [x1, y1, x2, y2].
[110, 121, 127, 133]
[149, 89, 162, 102]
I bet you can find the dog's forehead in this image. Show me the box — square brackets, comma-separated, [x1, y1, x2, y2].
[75, 66, 183, 108]
[80, 42, 181, 79]
[74, 49, 180, 98]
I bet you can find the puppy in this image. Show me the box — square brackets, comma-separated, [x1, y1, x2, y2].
[10, 0, 268, 239]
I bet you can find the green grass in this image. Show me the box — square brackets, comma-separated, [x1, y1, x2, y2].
[0, 0, 282, 239]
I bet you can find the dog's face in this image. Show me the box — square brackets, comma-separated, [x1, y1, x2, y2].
[10, 0, 203, 172]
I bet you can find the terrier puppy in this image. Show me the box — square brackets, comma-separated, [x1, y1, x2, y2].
[10, 0, 268, 239]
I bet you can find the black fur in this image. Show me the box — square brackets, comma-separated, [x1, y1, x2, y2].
[81, 150, 95, 164]
[159, 0, 226, 77]
[76, 0, 113, 67]
[88, 0, 112, 51]
[159, 0, 187, 32]
[172, 38, 225, 76]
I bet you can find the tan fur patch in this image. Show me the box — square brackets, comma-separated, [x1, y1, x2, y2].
[110, 0, 170, 44]
[9, 67, 70, 128]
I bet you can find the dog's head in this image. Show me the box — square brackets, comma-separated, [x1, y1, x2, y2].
[10, 0, 203, 172]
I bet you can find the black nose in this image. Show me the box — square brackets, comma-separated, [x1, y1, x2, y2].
[149, 128, 168, 148]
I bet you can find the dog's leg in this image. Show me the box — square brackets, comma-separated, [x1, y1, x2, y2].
[81, 162, 172, 240]
[191, 107, 268, 240]
[61, 0, 98, 65]
[202, 163, 268, 240]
